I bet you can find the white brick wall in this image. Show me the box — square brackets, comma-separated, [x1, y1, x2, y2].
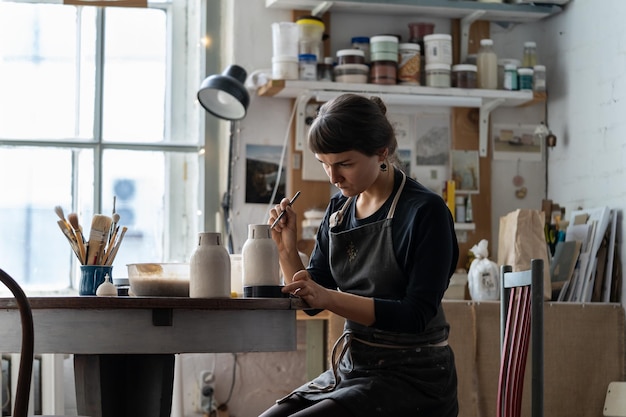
[540, 0, 626, 303]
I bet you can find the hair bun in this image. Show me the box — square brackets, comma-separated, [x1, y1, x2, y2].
[370, 96, 387, 115]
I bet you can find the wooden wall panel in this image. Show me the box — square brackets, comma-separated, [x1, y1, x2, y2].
[451, 20, 491, 269]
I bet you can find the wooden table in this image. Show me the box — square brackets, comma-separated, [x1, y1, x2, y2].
[0, 296, 303, 417]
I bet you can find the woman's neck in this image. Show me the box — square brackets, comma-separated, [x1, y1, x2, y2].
[355, 166, 396, 219]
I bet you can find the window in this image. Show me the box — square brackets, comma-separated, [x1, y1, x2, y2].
[0, 0, 204, 292]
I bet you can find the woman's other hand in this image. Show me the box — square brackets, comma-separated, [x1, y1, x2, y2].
[282, 270, 330, 310]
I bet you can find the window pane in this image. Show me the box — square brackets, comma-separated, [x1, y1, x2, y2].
[0, 3, 96, 139]
[101, 149, 200, 270]
[0, 147, 94, 290]
[101, 8, 167, 142]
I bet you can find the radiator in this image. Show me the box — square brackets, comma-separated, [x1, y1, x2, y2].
[2, 353, 67, 415]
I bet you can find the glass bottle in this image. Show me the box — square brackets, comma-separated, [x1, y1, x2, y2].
[477, 39, 498, 89]
[523, 41, 537, 68]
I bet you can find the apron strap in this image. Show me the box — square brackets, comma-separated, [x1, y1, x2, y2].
[387, 171, 406, 219]
[330, 170, 407, 227]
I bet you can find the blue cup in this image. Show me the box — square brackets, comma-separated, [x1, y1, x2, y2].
[79, 265, 113, 296]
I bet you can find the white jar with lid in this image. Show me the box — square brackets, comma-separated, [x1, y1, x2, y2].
[190, 232, 231, 298]
[518, 67, 534, 91]
[298, 53, 317, 80]
[503, 63, 518, 91]
[533, 65, 546, 91]
[423, 34, 452, 65]
[425, 63, 451, 88]
[452, 64, 477, 88]
[477, 39, 498, 89]
[242, 224, 281, 298]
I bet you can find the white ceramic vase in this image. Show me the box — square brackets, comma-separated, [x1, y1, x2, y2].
[189, 232, 231, 298]
[242, 224, 281, 290]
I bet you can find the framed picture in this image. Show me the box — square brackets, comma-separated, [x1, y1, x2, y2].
[245, 144, 286, 204]
[450, 150, 479, 193]
[492, 123, 544, 161]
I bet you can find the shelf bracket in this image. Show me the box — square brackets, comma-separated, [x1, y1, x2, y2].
[460, 10, 485, 64]
[311, 1, 333, 17]
[479, 98, 504, 157]
[295, 90, 313, 151]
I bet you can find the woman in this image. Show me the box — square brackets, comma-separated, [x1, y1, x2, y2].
[262, 93, 459, 417]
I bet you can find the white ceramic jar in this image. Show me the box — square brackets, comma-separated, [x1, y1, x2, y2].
[423, 33, 452, 66]
[242, 224, 281, 297]
[189, 232, 231, 298]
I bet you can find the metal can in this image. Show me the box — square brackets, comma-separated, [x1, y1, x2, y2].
[397, 43, 421, 85]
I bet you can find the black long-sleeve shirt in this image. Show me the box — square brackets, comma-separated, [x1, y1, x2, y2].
[307, 169, 459, 334]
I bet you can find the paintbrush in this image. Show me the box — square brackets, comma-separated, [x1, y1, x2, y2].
[105, 226, 128, 266]
[270, 191, 301, 229]
[54, 206, 74, 238]
[86, 214, 112, 265]
[68, 213, 86, 264]
[56, 220, 82, 261]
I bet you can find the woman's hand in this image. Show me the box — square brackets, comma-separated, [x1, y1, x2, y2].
[268, 198, 298, 253]
[282, 270, 331, 310]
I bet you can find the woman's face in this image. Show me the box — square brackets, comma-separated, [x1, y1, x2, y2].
[315, 150, 381, 197]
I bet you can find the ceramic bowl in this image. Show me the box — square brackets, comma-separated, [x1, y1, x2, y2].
[127, 263, 190, 297]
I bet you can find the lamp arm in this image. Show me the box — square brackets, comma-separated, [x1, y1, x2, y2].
[222, 120, 238, 254]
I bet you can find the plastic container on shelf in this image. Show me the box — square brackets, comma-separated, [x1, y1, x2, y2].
[272, 55, 298, 80]
[336, 49, 366, 65]
[533, 65, 546, 91]
[271, 21, 299, 58]
[296, 16, 325, 60]
[423, 33, 452, 65]
[408, 22, 434, 87]
[397, 43, 421, 85]
[317, 56, 334, 81]
[503, 63, 519, 91]
[334, 63, 369, 83]
[497, 58, 521, 89]
[522, 41, 537, 68]
[518, 67, 534, 91]
[452, 64, 477, 88]
[370, 61, 397, 85]
[408, 22, 435, 46]
[477, 38, 498, 89]
[298, 53, 317, 81]
[370, 35, 399, 55]
[371, 51, 399, 62]
[351, 37, 370, 63]
[425, 63, 451, 88]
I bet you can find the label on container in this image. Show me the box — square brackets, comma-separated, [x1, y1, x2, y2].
[398, 48, 420, 85]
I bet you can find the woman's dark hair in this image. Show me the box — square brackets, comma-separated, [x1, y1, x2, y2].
[308, 93, 398, 159]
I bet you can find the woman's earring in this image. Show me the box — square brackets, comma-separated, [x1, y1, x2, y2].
[380, 162, 387, 172]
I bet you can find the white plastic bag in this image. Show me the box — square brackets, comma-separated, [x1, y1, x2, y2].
[467, 239, 500, 301]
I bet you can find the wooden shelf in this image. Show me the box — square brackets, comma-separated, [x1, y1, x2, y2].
[257, 79, 536, 156]
[265, 0, 563, 23]
[257, 79, 534, 107]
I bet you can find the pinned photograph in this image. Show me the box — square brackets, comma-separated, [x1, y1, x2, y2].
[492, 123, 543, 161]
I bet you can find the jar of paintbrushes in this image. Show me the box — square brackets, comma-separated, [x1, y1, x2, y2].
[54, 205, 128, 295]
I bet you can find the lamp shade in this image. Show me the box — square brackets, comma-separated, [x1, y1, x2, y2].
[197, 65, 249, 121]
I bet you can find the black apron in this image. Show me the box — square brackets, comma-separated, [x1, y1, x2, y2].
[279, 172, 458, 417]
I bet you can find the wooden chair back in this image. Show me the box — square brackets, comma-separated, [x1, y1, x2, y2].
[498, 258, 544, 417]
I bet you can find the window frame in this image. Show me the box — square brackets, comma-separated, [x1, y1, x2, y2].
[0, 0, 212, 290]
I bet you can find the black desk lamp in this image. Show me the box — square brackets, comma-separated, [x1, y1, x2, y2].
[197, 64, 249, 120]
[197, 65, 250, 252]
